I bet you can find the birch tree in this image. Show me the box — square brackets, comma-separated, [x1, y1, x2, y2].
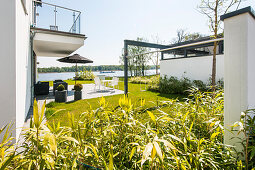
[198, 0, 243, 89]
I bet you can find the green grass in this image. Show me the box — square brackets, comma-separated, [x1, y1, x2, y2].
[45, 81, 186, 126]
[43, 80, 94, 86]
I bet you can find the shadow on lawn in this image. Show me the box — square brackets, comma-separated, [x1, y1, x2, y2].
[156, 93, 188, 101]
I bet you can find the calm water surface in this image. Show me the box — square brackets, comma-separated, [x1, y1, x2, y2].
[38, 70, 159, 81]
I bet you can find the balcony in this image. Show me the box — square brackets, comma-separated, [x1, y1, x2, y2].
[31, 0, 86, 57]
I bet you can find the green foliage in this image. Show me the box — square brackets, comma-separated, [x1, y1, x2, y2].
[232, 110, 255, 169]
[193, 80, 207, 91]
[75, 68, 95, 80]
[44, 80, 94, 87]
[56, 84, 65, 91]
[120, 37, 152, 77]
[217, 78, 224, 88]
[130, 75, 160, 92]
[74, 83, 83, 91]
[159, 76, 192, 94]
[38, 65, 158, 73]
[1, 88, 243, 169]
[38, 65, 123, 73]
[3, 89, 255, 169]
[0, 123, 15, 169]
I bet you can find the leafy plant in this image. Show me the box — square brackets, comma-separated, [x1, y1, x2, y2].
[74, 83, 83, 91]
[75, 68, 95, 80]
[193, 80, 207, 91]
[56, 84, 65, 91]
[232, 110, 255, 169]
[159, 76, 192, 94]
[0, 123, 16, 169]
[1, 89, 251, 169]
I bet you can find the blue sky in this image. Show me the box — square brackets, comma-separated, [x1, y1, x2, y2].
[37, 0, 254, 68]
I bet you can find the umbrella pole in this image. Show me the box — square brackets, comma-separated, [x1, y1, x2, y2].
[75, 63, 77, 84]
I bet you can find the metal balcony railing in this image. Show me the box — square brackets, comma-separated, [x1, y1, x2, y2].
[32, 0, 81, 34]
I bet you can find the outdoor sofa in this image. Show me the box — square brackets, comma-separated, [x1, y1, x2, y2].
[34, 81, 49, 95]
[53, 80, 68, 95]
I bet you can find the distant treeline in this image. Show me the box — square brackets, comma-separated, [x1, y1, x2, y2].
[38, 65, 157, 73]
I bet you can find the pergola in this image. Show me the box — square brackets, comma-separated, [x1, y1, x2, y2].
[123, 37, 224, 95]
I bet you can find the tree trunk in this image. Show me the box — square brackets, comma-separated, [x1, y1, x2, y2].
[211, 0, 219, 91]
[212, 41, 217, 88]
[156, 52, 159, 75]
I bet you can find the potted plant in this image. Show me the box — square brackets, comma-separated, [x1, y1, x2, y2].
[55, 84, 67, 102]
[74, 83, 83, 101]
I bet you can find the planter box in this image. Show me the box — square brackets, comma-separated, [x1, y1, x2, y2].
[55, 90, 67, 102]
[74, 91, 82, 101]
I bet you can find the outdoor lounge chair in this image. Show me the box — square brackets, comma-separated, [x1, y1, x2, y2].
[94, 77, 102, 92]
[34, 81, 49, 95]
[110, 77, 119, 90]
[53, 80, 68, 95]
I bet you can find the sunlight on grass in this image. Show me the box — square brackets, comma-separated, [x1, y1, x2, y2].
[45, 82, 186, 126]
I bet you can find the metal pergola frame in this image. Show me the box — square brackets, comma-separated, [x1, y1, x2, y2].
[123, 40, 170, 95]
[123, 38, 224, 95]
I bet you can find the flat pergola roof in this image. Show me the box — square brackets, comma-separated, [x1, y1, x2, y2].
[123, 36, 224, 95]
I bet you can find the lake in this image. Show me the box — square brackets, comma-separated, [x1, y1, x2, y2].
[38, 70, 160, 81]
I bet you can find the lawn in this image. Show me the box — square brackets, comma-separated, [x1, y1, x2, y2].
[43, 79, 94, 86]
[45, 81, 186, 125]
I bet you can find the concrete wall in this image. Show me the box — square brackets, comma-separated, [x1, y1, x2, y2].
[0, 0, 32, 139]
[160, 55, 224, 83]
[223, 10, 255, 153]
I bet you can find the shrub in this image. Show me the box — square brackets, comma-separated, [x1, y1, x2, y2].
[217, 78, 224, 88]
[159, 76, 192, 94]
[130, 75, 160, 92]
[130, 76, 149, 84]
[193, 80, 207, 91]
[74, 83, 83, 91]
[75, 69, 95, 80]
[2, 90, 254, 169]
[56, 84, 65, 91]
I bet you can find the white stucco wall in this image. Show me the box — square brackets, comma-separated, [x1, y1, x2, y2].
[0, 0, 17, 136]
[15, 0, 32, 137]
[0, 0, 32, 140]
[247, 13, 255, 109]
[224, 11, 255, 154]
[160, 55, 224, 83]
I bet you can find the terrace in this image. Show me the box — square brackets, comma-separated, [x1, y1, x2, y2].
[36, 83, 124, 106]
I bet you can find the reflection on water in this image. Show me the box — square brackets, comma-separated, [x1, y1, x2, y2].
[38, 70, 160, 81]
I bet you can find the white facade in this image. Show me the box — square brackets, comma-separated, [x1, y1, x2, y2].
[160, 55, 224, 83]
[0, 0, 32, 138]
[0, 0, 85, 140]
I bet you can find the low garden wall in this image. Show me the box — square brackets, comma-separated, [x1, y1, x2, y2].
[160, 55, 224, 83]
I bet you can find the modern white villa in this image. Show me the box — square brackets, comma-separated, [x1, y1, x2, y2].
[0, 0, 255, 156]
[159, 36, 224, 83]
[0, 0, 85, 140]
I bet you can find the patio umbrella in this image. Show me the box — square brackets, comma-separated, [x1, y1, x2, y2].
[57, 54, 93, 84]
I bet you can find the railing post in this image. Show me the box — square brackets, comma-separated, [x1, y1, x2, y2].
[78, 13, 81, 34]
[33, 1, 37, 26]
[124, 41, 128, 96]
[73, 12, 76, 33]
[54, 6, 57, 30]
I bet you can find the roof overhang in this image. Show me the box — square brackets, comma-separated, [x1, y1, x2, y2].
[31, 27, 87, 57]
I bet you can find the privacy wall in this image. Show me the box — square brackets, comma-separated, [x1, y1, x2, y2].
[160, 55, 224, 83]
